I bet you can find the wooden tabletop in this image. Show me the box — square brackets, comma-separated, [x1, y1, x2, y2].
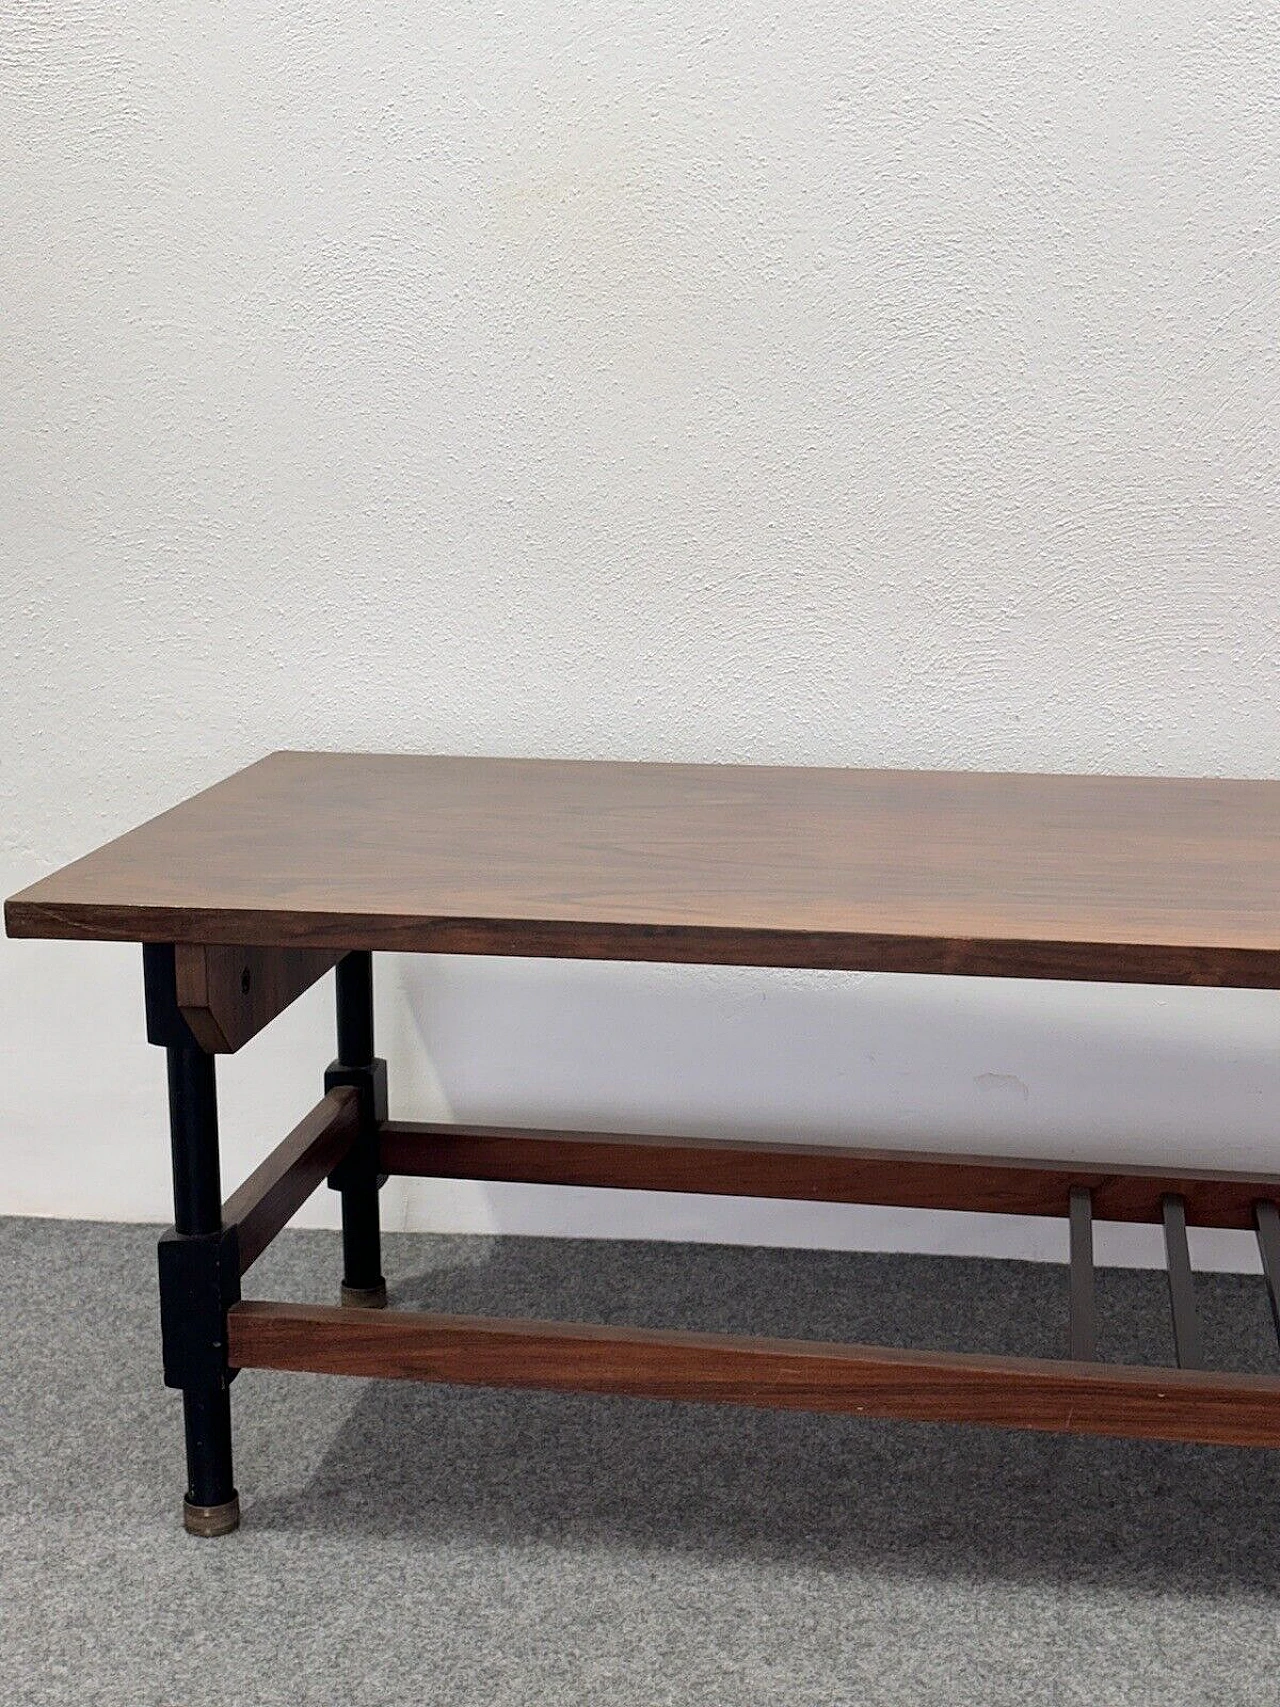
[8, 751, 1280, 986]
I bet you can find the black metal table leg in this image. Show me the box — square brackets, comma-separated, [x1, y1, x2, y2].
[161, 1039, 240, 1536]
[327, 951, 388, 1308]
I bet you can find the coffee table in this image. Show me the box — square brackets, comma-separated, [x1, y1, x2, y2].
[9, 751, 1280, 1536]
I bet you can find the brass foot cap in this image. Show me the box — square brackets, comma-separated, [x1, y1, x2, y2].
[183, 1494, 240, 1538]
[341, 1279, 388, 1309]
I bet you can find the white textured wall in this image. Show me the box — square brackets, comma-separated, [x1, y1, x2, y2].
[4, 3, 1280, 1270]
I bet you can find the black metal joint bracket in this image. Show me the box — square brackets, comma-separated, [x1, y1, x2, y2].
[324, 1057, 388, 1191]
[157, 1225, 242, 1390]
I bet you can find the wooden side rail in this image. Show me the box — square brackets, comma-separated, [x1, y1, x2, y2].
[379, 1120, 1280, 1229]
[227, 1300, 1280, 1448]
[222, 1087, 360, 1274]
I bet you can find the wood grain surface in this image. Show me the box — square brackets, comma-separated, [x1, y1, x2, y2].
[174, 943, 342, 1053]
[226, 1300, 1280, 1447]
[9, 751, 1280, 984]
[377, 1120, 1280, 1229]
[222, 1088, 359, 1274]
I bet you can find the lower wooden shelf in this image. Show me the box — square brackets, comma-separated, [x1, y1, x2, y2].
[227, 1299, 1280, 1448]
[211, 1111, 1280, 1453]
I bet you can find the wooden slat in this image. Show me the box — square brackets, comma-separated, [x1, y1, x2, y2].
[1162, 1193, 1204, 1370]
[222, 1088, 360, 1273]
[378, 1120, 1280, 1230]
[1254, 1199, 1280, 1348]
[226, 1301, 1280, 1448]
[1068, 1186, 1096, 1361]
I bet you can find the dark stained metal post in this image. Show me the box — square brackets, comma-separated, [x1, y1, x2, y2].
[144, 944, 241, 1537]
[1067, 1186, 1097, 1362]
[1254, 1199, 1280, 1348]
[327, 952, 388, 1307]
[162, 1039, 239, 1536]
[336, 947, 375, 1068]
[1162, 1193, 1204, 1370]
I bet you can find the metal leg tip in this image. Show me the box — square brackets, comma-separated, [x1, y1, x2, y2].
[341, 1279, 388, 1309]
[183, 1494, 240, 1538]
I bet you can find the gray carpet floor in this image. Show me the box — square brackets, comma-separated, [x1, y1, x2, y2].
[3, 1216, 1280, 1705]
